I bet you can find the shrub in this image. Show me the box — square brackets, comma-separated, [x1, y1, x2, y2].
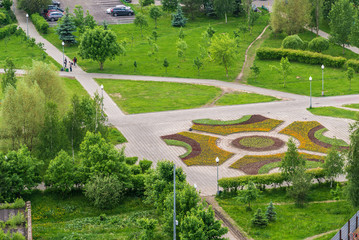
[131, 174, 146, 196]
[346, 59, 359, 72]
[126, 156, 138, 165]
[281, 35, 304, 50]
[141, 0, 154, 6]
[139, 159, 152, 173]
[30, 13, 49, 34]
[0, 24, 17, 39]
[12, 232, 26, 240]
[130, 165, 142, 175]
[256, 47, 346, 68]
[251, 208, 268, 227]
[308, 37, 329, 53]
[84, 175, 125, 209]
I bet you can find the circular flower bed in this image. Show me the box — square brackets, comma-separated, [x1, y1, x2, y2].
[231, 135, 285, 152]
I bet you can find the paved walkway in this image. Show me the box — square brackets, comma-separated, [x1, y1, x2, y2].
[12, 3, 359, 198]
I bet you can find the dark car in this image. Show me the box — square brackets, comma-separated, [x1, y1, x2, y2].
[124, 0, 132, 2]
[47, 5, 64, 12]
[111, 6, 134, 16]
[52, 0, 60, 7]
[46, 11, 63, 21]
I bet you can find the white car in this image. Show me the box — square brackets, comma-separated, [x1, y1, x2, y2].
[106, 5, 130, 14]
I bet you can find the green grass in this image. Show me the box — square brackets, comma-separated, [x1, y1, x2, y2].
[107, 127, 128, 145]
[343, 103, 359, 109]
[42, 12, 270, 81]
[249, 60, 359, 96]
[239, 136, 274, 148]
[163, 139, 192, 159]
[314, 128, 349, 147]
[215, 92, 279, 105]
[95, 79, 222, 114]
[308, 107, 359, 120]
[61, 77, 89, 107]
[0, 35, 60, 69]
[26, 190, 162, 240]
[217, 184, 355, 240]
[258, 161, 323, 174]
[193, 115, 251, 125]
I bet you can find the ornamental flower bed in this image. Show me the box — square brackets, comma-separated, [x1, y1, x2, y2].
[230, 153, 324, 175]
[279, 121, 348, 153]
[161, 132, 233, 166]
[191, 115, 283, 135]
[231, 135, 285, 152]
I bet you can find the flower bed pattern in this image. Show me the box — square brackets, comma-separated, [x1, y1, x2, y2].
[279, 121, 348, 153]
[231, 135, 285, 152]
[162, 132, 234, 166]
[191, 115, 283, 135]
[230, 153, 324, 175]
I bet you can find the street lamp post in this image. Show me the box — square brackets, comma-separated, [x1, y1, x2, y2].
[309, 76, 312, 109]
[216, 157, 219, 195]
[321, 65, 325, 97]
[26, 14, 29, 38]
[62, 42, 65, 70]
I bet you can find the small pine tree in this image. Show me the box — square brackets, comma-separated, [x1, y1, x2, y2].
[163, 58, 169, 73]
[265, 201, 277, 222]
[251, 208, 268, 228]
[56, 8, 77, 44]
[172, 5, 187, 27]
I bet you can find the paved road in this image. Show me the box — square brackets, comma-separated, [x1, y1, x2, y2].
[12, 0, 358, 198]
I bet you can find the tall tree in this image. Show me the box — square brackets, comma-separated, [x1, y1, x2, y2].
[2, 0, 13, 10]
[242, 0, 253, 30]
[18, 0, 50, 14]
[349, 11, 359, 47]
[162, 0, 178, 12]
[56, 8, 77, 44]
[84, 10, 97, 29]
[322, 0, 336, 21]
[280, 138, 305, 179]
[288, 165, 312, 207]
[329, 0, 355, 54]
[79, 27, 123, 70]
[1, 58, 16, 94]
[181, 0, 202, 20]
[149, 5, 163, 29]
[134, 13, 148, 38]
[311, 0, 323, 36]
[213, 0, 235, 23]
[323, 145, 344, 187]
[347, 116, 359, 207]
[209, 33, 237, 78]
[73, 5, 85, 33]
[271, 0, 311, 34]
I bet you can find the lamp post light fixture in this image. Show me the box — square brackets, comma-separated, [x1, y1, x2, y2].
[26, 14, 29, 38]
[216, 157, 219, 195]
[321, 65, 325, 96]
[309, 76, 313, 109]
[62, 41, 65, 69]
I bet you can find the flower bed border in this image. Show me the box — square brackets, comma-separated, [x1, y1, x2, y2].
[231, 135, 285, 152]
[161, 134, 201, 160]
[309, 125, 349, 150]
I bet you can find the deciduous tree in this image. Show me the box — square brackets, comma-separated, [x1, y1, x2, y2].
[162, 0, 178, 12]
[237, 181, 260, 210]
[323, 145, 344, 187]
[1, 58, 16, 94]
[280, 138, 305, 179]
[134, 13, 148, 38]
[346, 116, 359, 207]
[271, 57, 292, 88]
[288, 165, 312, 206]
[213, 0, 234, 23]
[149, 5, 162, 29]
[181, 0, 202, 20]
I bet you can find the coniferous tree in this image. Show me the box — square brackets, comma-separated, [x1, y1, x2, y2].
[265, 201, 277, 222]
[251, 208, 268, 227]
[56, 8, 77, 44]
[172, 5, 187, 27]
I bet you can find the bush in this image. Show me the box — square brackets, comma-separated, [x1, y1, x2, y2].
[12, 232, 26, 240]
[346, 59, 359, 72]
[30, 13, 49, 34]
[142, 0, 154, 6]
[139, 159, 152, 173]
[126, 156, 138, 165]
[84, 175, 125, 209]
[130, 165, 142, 175]
[131, 174, 146, 196]
[256, 47, 346, 68]
[282, 35, 304, 50]
[0, 23, 17, 39]
[308, 37, 329, 53]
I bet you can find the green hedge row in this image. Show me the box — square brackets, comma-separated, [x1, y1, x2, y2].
[219, 168, 326, 192]
[256, 47, 346, 68]
[346, 59, 359, 72]
[0, 23, 17, 39]
[30, 13, 49, 34]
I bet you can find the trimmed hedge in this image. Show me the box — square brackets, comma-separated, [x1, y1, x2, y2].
[0, 23, 17, 39]
[219, 168, 325, 192]
[30, 13, 49, 34]
[256, 47, 346, 68]
[346, 59, 359, 73]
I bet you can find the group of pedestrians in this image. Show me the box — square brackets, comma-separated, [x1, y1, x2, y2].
[63, 57, 78, 72]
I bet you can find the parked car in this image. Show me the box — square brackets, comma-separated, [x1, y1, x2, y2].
[47, 5, 64, 13]
[111, 6, 134, 16]
[46, 11, 63, 21]
[106, 5, 131, 14]
[52, 0, 60, 7]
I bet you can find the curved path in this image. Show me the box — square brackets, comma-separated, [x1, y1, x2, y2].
[11, 3, 359, 199]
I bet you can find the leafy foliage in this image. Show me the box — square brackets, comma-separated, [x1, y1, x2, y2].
[162, 0, 178, 12]
[308, 37, 329, 53]
[134, 13, 148, 38]
[323, 145, 344, 187]
[1, 57, 16, 94]
[237, 181, 260, 210]
[281, 35, 304, 50]
[149, 5, 162, 29]
[346, 117, 359, 207]
[288, 166, 312, 207]
[280, 138, 305, 179]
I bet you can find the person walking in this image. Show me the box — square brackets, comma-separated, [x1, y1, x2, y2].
[70, 62, 73, 72]
[64, 58, 67, 68]
[73, 56, 77, 66]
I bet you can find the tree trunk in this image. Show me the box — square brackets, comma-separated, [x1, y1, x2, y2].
[225, 12, 227, 24]
[100, 62, 103, 70]
[316, 0, 319, 36]
[343, 44, 345, 55]
[225, 65, 228, 79]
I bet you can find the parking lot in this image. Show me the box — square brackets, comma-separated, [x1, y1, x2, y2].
[48, 0, 135, 26]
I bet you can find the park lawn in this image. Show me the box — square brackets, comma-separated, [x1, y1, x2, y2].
[258, 160, 323, 174]
[61, 77, 89, 106]
[95, 79, 280, 114]
[344, 103, 359, 109]
[0, 35, 60, 69]
[261, 29, 359, 59]
[248, 59, 359, 96]
[307, 107, 359, 120]
[41, 12, 270, 81]
[217, 184, 356, 240]
[27, 190, 163, 240]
